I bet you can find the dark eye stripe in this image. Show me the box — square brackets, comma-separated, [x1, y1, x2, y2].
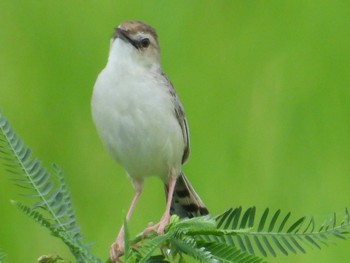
[117, 28, 139, 49]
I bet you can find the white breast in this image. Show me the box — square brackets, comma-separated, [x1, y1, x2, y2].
[91, 43, 185, 180]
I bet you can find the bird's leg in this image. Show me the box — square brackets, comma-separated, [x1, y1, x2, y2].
[143, 173, 177, 235]
[110, 179, 143, 263]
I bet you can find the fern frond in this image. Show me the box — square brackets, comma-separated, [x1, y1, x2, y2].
[126, 215, 264, 263]
[135, 228, 176, 263]
[176, 215, 217, 234]
[12, 201, 98, 263]
[120, 208, 350, 262]
[170, 234, 213, 262]
[0, 112, 100, 263]
[204, 206, 350, 258]
[198, 242, 265, 263]
[0, 113, 77, 233]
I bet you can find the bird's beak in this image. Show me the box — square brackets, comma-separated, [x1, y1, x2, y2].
[114, 27, 139, 49]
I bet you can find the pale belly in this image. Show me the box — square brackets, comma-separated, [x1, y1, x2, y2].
[92, 69, 185, 180]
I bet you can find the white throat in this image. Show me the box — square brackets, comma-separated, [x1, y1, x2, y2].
[108, 39, 161, 73]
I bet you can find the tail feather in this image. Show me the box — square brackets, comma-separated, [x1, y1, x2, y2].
[165, 172, 209, 218]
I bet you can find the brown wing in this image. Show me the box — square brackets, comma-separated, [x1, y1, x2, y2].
[161, 73, 190, 164]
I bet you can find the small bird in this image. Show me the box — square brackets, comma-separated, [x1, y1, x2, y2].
[91, 21, 209, 262]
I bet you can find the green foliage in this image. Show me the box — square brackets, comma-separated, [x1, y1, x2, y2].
[1, 109, 350, 263]
[121, 206, 350, 263]
[0, 111, 100, 263]
[208, 207, 350, 257]
[122, 216, 264, 263]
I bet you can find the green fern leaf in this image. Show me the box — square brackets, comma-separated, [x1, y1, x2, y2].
[257, 209, 269, 232]
[135, 228, 176, 263]
[12, 201, 99, 262]
[176, 215, 217, 234]
[0, 112, 100, 263]
[262, 235, 276, 257]
[287, 217, 305, 233]
[277, 211, 291, 233]
[199, 242, 265, 263]
[202, 206, 350, 259]
[268, 209, 281, 232]
[170, 235, 213, 263]
[127, 208, 350, 262]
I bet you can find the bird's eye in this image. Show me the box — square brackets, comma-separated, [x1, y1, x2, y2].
[140, 38, 150, 48]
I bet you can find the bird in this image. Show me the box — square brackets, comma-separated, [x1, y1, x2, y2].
[91, 20, 209, 262]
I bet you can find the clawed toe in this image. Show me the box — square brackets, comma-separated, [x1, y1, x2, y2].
[143, 218, 169, 236]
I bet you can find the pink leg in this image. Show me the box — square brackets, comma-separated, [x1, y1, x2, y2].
[144, 174, 177, 235]
[110, 179, 143, 262]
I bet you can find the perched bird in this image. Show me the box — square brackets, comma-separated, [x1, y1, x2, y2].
[91, 21, 209, 261]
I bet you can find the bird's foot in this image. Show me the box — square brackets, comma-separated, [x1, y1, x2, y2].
[110, 237, 124, 263]
[143, 214, 170, 236]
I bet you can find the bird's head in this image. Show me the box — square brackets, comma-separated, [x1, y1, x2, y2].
[109, 21, 161, 71]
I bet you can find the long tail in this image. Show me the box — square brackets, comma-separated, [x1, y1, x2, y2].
[165, 172, 209, 218]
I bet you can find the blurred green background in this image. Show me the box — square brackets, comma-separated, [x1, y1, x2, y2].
[1, 1, 350, 262]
